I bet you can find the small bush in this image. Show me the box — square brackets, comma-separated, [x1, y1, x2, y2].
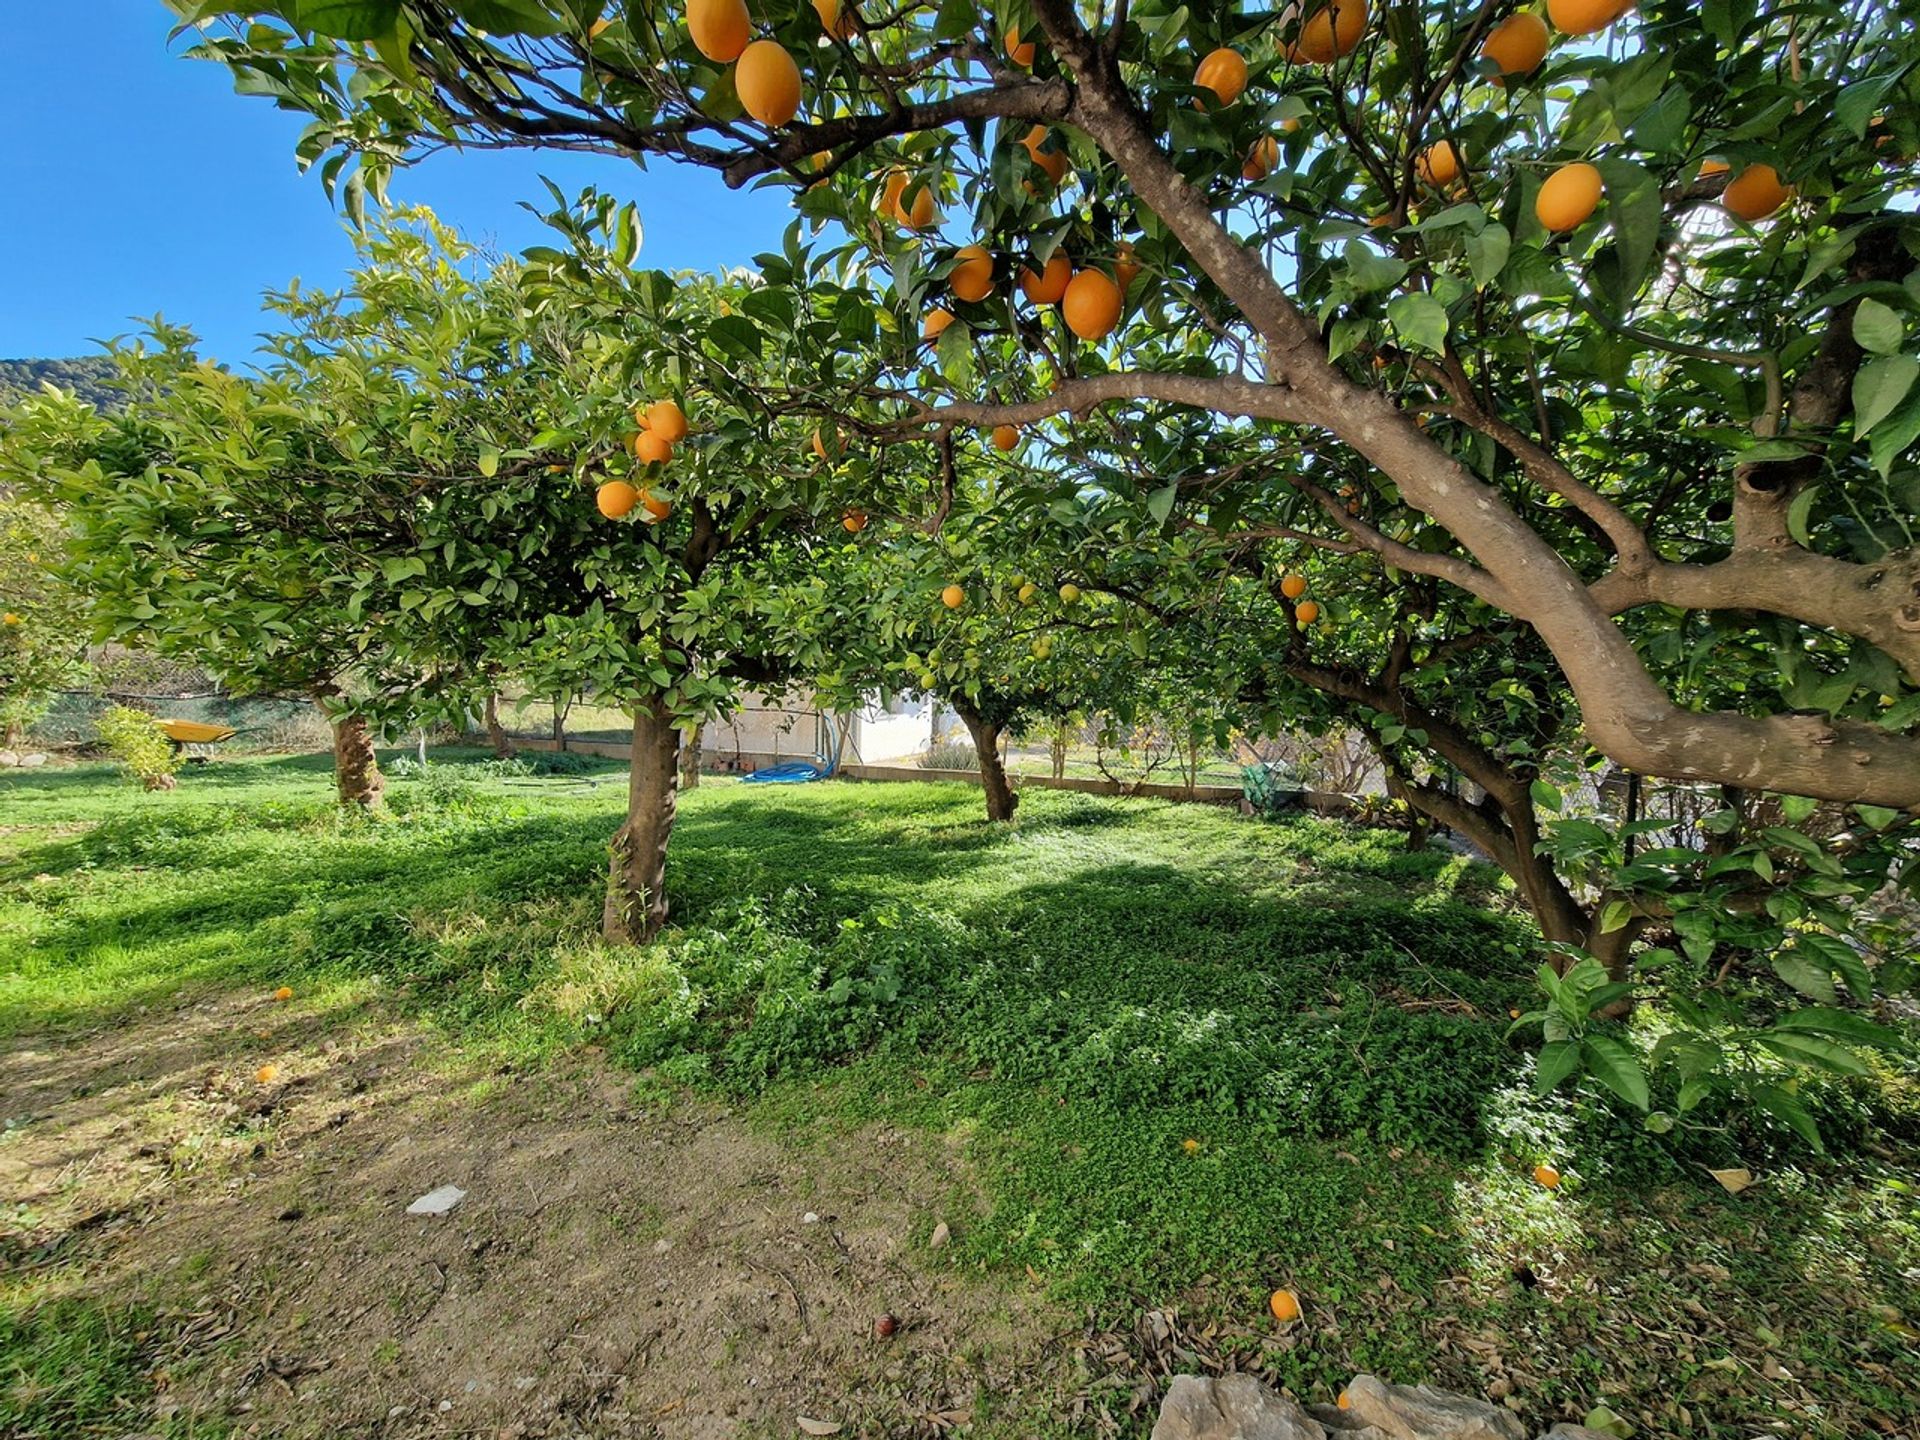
[93, 705, 181, 790]
[920, 738, 979, 770]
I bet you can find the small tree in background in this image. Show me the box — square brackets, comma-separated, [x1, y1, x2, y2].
[94, 705, 182, 791]
[0, 501, 89, 750]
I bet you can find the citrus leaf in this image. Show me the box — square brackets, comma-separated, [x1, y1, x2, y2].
[1581, 1034, 1650, 1110]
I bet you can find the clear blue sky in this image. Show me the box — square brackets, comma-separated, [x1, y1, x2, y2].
[0, 3, 796, 364]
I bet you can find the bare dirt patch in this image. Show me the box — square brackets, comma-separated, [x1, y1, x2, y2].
[1, 993, 1073, 1438]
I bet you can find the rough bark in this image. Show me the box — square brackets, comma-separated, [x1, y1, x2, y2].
[603, 699, 680, 946]
[331, 711, 384, 810]
[954, 701, 1018, 821]
[680, 721, 703, 792]
[484, 692, 513, 759]
[550, 695, 568, 752]
[1051, 722, 1068, 781]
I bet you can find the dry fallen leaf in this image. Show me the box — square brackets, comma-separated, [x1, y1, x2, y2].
[796, 1418, 843, 1436]
[1708, 1167, 1753, 1194]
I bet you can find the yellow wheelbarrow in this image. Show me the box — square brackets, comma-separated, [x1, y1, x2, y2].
[158, 718, 238, 761]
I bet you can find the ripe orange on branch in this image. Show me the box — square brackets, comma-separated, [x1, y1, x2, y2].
[687, 0, 751, 62]
[645, 399, 689, 442]
[597, 481, 641, 518]
[941, 584, 967, 609]
[1280, 573, 1308, 600]
[1295, 600, 1321, 625]
[1243, 135, 1280, 182]
[1547, 0, 1629, 35]
[1535, 162, 1602, 231]
[1290, 0, 1368, 63]
[735, 40, 802, 127]
[640, 488, 673, 520]
[633, 429, 675, 465]
[1416, 140, 1460, 187]
[1193, 47, 1248, 109]
[881, 168, 939, 227]
[990, 424, 1020, 452]
[1481, 12, 1549, 77]
[1722, 163, 1791, 221]
[1114, 242, 1142, 290]
[1004, 25, 1036, 66]
[950, 244, 996, 302]
[923, 307, 956, 342]
[842, 509, 869, 532]
[812, 0, 857, 40]
[1021, 253, 1071, 304]
[1062, 269, 1122, 341]
[1020, 126, 1069, 188]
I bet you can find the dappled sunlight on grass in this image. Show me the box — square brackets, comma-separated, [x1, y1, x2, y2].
[4, 755, 1916, 1436]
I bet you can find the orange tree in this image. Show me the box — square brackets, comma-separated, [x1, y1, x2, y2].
[170, 0, 1920, 802]
[819, 436, 1154, 818]
[3, 203, 900, 944]
[169, 1, 1920, 1132]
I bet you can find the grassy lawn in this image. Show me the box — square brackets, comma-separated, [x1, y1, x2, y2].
[2, 753, 1916, 1437]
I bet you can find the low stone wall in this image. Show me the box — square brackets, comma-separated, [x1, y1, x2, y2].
[840, 762, 1360, 815]
[504, 742, 1367, 817]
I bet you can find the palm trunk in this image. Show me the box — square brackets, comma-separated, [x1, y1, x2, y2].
[332, 712, 384, 809]
[603, 699, 680, 945]
[680, 721, 703, 792]
[484, 693, 512, 759]
[955, 701, 1018, 822]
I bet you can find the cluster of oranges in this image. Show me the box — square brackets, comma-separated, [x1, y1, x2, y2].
[687, 0, 804, 126]
[938, 579, 1081, 612]
[1194, 0, 1791, 238]
[596, 399, 687, 521]
[1280, 572, 1321, 626]
[924, 240, 1140, 347]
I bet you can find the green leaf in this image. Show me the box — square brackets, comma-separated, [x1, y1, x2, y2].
[288, 0, 403, 38]
[1757, 1032, 1871, 1076]
[1529, 779, 1562, 812]
[1342, 240, 1409, 295]
[1598, 899, 1634, 934]
[1855, 803, 1901, 831]
[1753, 1082, 1824, 1151]
[1146, 483, 1179, 526]
[1534, 1039, 1581, 1094]
[1771, 948, 1838, 1005]
[1464, 223, 1510, 290]
[1386, 293, 1449, 355]
[1854, 354, 1919, 438]
[478, 446, 500, 478]
[1594, 158, 1662, 299]
[1853, 297, 1905, 355]
[448, 0, 566, 35]
[1778, 793, 1818, 823]
[1582, 1034, 1651, 1110]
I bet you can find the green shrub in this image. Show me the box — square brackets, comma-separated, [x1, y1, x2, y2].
[93, 706, 181, 790]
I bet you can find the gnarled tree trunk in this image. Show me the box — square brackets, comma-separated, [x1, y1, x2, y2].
[680, 721, 703, 792]
[954, 701, 1018, 822]
[330, 711, 384, 810]
[484, 692, 512, 759]
[603, 699, 680, 945]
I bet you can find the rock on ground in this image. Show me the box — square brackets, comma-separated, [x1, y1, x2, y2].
[1339, 1374, 1526, 1440]
[1150, 1374, 1330, 1440]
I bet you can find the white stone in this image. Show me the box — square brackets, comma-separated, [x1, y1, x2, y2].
[405, 1184, 466, 1216]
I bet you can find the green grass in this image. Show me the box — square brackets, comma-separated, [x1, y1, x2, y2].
[3, 754, 1917, 1436]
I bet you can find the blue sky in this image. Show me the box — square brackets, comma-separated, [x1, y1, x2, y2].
[0, 4, 796, 364]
